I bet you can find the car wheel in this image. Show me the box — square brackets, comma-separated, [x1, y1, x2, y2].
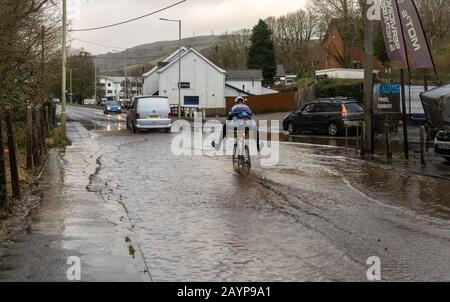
[288, 122, 296, 135]
[165, 128, 171, 133]
[328, 122, 339, 136]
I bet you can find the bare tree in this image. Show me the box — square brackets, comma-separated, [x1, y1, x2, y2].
[0, 0, 62, 106]
[207, 29, 251, 69]
[414, 0, 450, 52]
[309, 0, 364, 68]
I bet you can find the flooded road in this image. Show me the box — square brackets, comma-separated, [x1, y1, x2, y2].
[57, 106, 450, 281]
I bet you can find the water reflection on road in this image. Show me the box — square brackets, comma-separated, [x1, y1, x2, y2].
[66, 106, 450, 281]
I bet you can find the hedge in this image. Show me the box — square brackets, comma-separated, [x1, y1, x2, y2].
[315, 78, 364, 101]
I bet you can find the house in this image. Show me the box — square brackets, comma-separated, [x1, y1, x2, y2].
[97, 76, 142, 101]
[143, 46, 277, 116]
[143, 47, 226, 115]
[323, 19, 383, 70]
[225, 69, 278, 96]
[274, 65, 286, 84]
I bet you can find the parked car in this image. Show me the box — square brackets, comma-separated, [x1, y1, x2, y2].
[103, 101, 122, 115]
[121, 99, 131, 110]
[435, 130, 450, 162]
[126, 96, 172, 133]
[420, 85, 450, 162]
[283, 98, 364, 136]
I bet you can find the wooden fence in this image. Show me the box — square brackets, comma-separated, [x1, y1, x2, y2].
[0, 104, 56, 209]
[226, 92, 297, 114]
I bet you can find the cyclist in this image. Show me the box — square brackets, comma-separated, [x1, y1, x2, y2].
[212, 96, 260, 152]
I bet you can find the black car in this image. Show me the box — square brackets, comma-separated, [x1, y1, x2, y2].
[420, 84, 450, 162]
[283, 98, 364, 136]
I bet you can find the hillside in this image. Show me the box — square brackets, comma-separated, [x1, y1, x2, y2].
[96, 35, 224, 76]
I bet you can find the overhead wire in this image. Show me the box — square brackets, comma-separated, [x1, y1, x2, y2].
[70, 0, 186, 32]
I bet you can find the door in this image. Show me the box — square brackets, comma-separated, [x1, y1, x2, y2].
[312, 102, 341, 132]
[293, 103, 315, 131]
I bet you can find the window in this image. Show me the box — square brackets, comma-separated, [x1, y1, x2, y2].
[315, 103, 340, 112]
[107, 90, 113, 94]
[345, 102, 364, 113]
[108, 83, 112, 87]
[313, 103, 330, 113]
[184, 96, 199, 106]
[303, 104, 315, 113]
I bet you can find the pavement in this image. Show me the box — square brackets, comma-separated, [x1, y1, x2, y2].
[0, 122, 150, 282]
[0, 105, 449, 281]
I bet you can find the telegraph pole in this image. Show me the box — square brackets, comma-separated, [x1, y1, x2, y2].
[61, 0, 67, 138]
[94, 58, 97, 106]
[363, 1, 375, 154]
[160, 18, 182, 118]
[178, 20, 181, 118]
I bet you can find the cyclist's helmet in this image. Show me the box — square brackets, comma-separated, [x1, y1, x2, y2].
[235, 96, 245, 104]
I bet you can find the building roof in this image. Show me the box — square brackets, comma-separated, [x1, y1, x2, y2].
[143, 47, 226, 77]
[225, 69, 263, 81]
[142, 47, 188, 77]
[158, 47, 226, 74]
[275, 65, 286, 77]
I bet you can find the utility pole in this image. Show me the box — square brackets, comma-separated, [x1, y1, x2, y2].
[124, 50, 128, 100]
[94, 58, 97, 106]
[69, 68, 72, 104]
[363, 1, 374, 154]
[160, 18, 182, 118]
[178, 20, 181, 118]
[61, 0, 67, 138]
[41, 25, 45, 104]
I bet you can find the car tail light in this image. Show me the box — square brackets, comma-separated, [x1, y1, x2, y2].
[135, 113, 140, 120]
[168, 111, 173, 119]
[341, 104, 348, 117]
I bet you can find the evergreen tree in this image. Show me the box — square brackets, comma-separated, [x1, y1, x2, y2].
[247, 20, 277, 86]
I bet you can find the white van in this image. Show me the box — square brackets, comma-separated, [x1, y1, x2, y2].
[126, 96, 173, 133]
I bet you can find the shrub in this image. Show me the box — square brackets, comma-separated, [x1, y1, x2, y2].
[315, 78, 364, 101]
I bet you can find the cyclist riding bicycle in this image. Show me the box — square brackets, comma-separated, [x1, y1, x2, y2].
[212, 96, 261, 152]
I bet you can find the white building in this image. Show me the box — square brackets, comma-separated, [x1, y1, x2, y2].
[97, 76, 142, 100]
[315, 68, 380, 80]
[143, 47, 226, 114]
[225, 69, 279, 96]
[143, 47, 277, 115]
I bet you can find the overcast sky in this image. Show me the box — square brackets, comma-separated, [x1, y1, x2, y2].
[70, 0, 307, 54]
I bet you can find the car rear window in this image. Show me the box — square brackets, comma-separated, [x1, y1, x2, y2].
[345, 102, 364, 113]
[138, 98, 169, 111]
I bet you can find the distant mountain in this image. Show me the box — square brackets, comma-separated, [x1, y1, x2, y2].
[96, 35, 224, 76]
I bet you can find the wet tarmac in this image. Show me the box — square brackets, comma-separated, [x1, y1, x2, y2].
[2, 105, 450, 281]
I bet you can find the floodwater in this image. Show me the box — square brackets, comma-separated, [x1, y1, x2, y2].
[26, 106, 450, 281]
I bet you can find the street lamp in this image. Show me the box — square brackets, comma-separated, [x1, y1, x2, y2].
[160, 17, 182, 118]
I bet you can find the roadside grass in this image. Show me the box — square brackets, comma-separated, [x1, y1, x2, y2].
[46, 128, 71, 149]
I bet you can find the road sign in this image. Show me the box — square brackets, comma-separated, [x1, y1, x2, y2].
[373, 83, 401, 114]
